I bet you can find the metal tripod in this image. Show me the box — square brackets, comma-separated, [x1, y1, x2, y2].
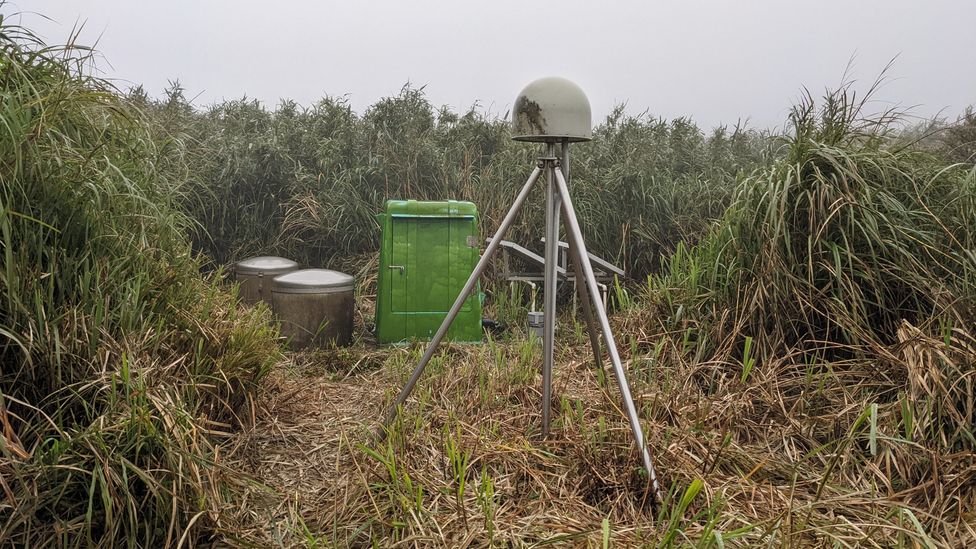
[378, 140, 662, 506]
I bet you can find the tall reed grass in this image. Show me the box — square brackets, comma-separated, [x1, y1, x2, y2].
[0, 17, 280, 546]
[145, 85, 770, 277]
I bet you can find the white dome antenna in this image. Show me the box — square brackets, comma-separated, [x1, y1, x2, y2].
[512, 76, 592, 143]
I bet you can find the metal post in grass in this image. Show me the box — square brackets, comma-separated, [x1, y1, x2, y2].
[378, 76, 662, 508]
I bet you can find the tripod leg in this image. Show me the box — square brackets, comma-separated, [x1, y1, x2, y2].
[377, 165, 544, 440]
[541, 150, 559, 438]
[567, 238, 603, 370]
[553, 166, 663, 507]
[558, 140, 603, 370]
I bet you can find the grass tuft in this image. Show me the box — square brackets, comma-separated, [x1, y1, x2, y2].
[0, 15, 280, 546]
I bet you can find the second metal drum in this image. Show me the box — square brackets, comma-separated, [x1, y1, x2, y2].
[271, 269, 355, 349]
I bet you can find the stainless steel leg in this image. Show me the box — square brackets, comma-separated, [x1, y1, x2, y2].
[553, 165, 663, 506]
[559, 141, 602, 371]
[567, 237, 603, 370]
[377, 165, 544, 439]
[541, 146, 560, 439]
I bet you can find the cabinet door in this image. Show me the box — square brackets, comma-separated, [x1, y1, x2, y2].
[390, 217, 470, 314]
[410, 218, 453, 313]
[390, 218, 411, 312]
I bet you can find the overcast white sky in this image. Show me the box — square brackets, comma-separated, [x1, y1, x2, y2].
[10, 1, 976, 130]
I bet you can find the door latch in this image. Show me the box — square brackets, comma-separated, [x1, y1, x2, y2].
[388, 265, 405, 274]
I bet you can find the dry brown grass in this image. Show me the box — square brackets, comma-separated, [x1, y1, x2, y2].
[220, 289, 976, 548]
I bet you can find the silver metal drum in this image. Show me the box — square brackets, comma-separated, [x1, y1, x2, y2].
[234, 256, 299, 306]
[271, 269, 355, 349]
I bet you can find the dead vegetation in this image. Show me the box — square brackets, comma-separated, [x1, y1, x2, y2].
[225, 296, 975, 547]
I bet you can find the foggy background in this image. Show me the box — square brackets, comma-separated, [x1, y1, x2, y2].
[10, 0, 976, 130]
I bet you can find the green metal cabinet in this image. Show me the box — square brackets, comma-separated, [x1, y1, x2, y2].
[375, 200, 483, 343]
